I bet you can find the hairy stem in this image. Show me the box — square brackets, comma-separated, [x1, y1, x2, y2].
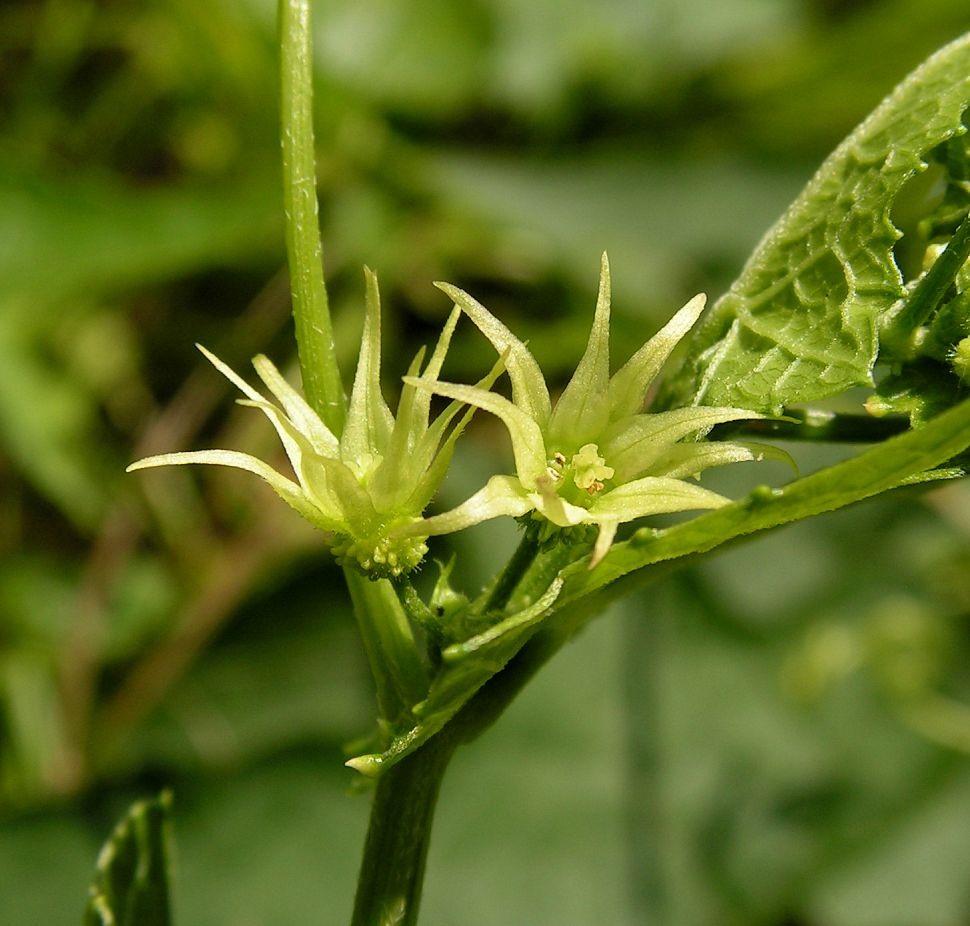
[279, 0, 345, 432]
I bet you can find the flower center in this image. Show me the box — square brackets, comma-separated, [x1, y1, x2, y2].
[547, 443, 614, 501]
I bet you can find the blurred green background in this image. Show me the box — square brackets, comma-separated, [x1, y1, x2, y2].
[3, 1, 970, 923]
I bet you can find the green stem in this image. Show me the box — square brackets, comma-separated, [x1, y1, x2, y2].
[351, 730, 458, 926]
[717, 408, 908, 443]
[483, 530, 541, 613]
[882, 209, 970, 357]
[345, 570, 429, 723]
[279, 0, 345, 433]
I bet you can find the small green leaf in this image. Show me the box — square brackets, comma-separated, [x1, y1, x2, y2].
[83, 792, 175, 926]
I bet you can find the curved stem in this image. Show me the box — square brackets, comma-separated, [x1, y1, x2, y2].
[351, 729, 458, 926]
[279, 0, 345, 433]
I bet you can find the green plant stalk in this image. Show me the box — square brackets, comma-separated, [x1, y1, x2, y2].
[279, 0, 345, 434]
[351, 729, 458, 926]
[279, 0, 428, 726]
[277, 6, 448, 923]
[483, 530, 541, 612]
[882, 210, 970, 355]
[345, 570, 429, 722]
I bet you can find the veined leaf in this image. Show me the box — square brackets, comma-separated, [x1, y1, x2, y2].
[662, 32, 970, 414]
[83, 792, 175, 926]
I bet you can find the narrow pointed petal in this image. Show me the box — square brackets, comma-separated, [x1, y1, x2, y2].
[548, 253, 612, 446]
[647, 442, 759, 479]
[369, 349, 427, 507]
[231, 398, 349, 522]
[236, 397, 307, 475]
[588, 476, 729, 521]
[648, 441, 796, 479]
[343, 268, 394, 464]
[196, 344, 266, 404]
[434, 281, 551, 427]
[397, 475, 533, 537]
[127, 450, 340, 531]
[404, 356, 507, 513]
[404, 376, 548, 489]
[414, 304, 461, 433]
[377, 303, 462, 499]
[608, 293, 707, 419]
[251, 354, 339, 457]
[410, 353, 506, 478]
[604, 407, 764, 481]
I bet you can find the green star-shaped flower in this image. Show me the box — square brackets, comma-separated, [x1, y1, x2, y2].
[400, 254, 772, 566]
[129, 270, 494, 578]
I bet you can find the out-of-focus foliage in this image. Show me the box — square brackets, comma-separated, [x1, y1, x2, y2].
[83, 791, 174, 926]
[1, 0, 970, 924]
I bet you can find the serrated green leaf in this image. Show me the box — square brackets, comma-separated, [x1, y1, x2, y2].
[83, 792, 175, 926]
[663, 32, 970, 414]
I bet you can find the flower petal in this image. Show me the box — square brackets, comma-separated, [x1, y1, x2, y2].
[397, 474, 533, 537]
[434, 281, 552, 427]
[236, 397, 306, 475]
[298, 450, 373, 527]
[127, 450, 340, 531]
[531, 473, 596, 528]
[603, 407, 763, 481]
[607, 293, 707, 419]
[647, 441, 795, 479]
[196, 344, 266, 404]
[404, 377, 548, 489]
[588, 476, 729, 522]
[403, 355, 507, 512]
[548, 253, 612, 447]
[375, 303, 463, 503]
[368, 348, 427, 506]
[414, 304, 462, 430]
[342, 268, 395, 467]
[250, 354, 339, 457]
[646, 442, 759, 479]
